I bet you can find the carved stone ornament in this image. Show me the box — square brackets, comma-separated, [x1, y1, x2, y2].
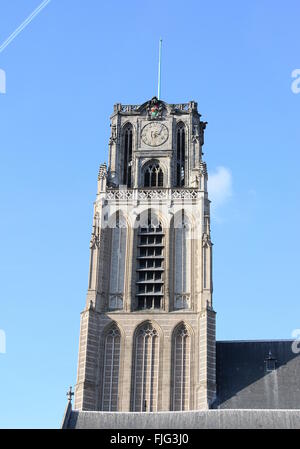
[200, 120, 208, 132]
[98, 163, 107, 180]
[90, 224, 100, 249]
[199, 161, 207, 176]
[109, 124, 117, 144]
[202, 233, 212, 247]
[89, 233, 98, 249]
[146, 96, 164, 120]
[192, 124, 200, 142]
[105, 188, 201, 201]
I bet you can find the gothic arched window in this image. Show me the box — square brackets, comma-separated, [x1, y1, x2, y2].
[171, 323, 191, 411]
[122, 124, 133, 187]
[176, 123, 185, 187]
[144, 161, 164, 187]
[174, 212, 191, 309]
[101, 324, 121, 411]
[109, 214, 127, 310]
[136, 213, 164, 310]
[131, 322, 159, 411]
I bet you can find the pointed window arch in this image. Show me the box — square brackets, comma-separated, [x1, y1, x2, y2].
[101, 324, 121, 411]
[122, 124, 133, 187]
[131, 322, 160, 411]
[109, 213, 127, 310]
[143, 161, 164, 187]
[171, 323, 191, 411]
[176, 122, 185, 187]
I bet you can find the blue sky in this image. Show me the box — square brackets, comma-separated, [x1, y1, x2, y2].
[0, 0, 300, 428]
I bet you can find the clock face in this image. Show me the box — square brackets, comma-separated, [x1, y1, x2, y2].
[141, 123, 169, 147]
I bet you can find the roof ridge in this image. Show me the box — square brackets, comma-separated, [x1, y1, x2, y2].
[216, 339, 294, 343]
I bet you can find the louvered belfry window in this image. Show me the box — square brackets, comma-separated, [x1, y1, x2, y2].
[136, 216, 164, 310]
[131, 322, 159, 412]
[101, 325, 121, 411]
[123, 124, 133, 187]
[172, 323, 191, 411]
[176, 123, 185, 187]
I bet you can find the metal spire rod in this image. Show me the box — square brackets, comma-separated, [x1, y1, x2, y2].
[157, 38, 162, 100]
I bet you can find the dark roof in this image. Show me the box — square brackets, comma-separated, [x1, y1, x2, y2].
[215, 339, 300, 409]
[62, 339, 300, 429]
[63, 410, 300, 429]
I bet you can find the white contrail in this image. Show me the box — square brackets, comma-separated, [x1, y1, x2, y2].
[0, 0, 51, 54]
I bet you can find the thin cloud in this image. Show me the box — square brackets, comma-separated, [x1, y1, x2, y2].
[208, 166, 232, 207]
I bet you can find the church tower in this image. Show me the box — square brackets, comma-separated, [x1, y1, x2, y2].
[74, 97, 216, 412]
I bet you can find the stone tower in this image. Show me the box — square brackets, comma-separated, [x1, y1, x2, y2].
[74, 97, 216, 412]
